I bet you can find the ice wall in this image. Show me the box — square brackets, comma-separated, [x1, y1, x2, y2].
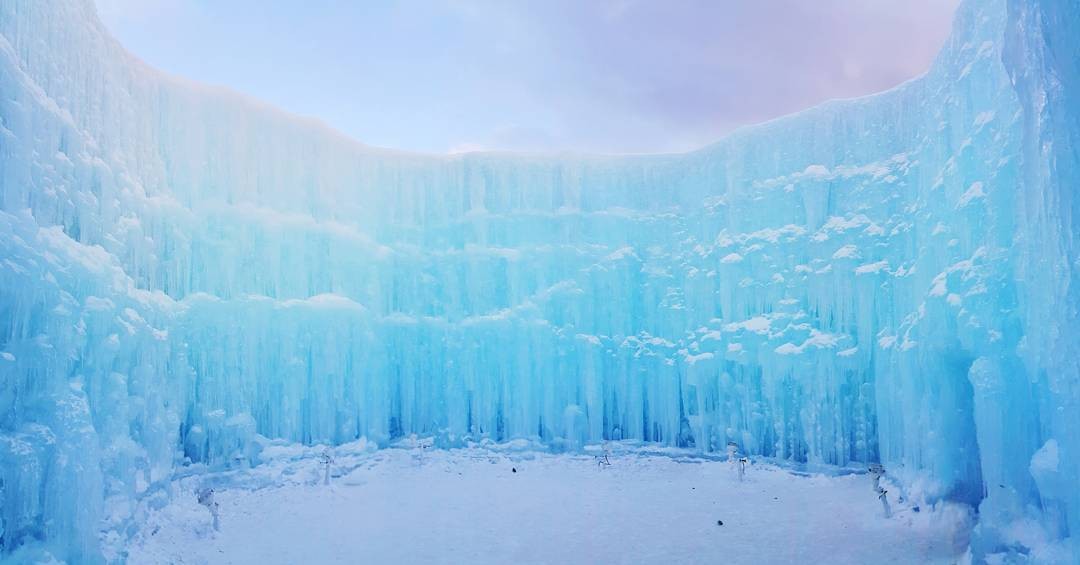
[0, 0, 1076, 561]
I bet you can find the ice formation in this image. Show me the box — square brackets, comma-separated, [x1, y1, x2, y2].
[0, 0, 1077, 562]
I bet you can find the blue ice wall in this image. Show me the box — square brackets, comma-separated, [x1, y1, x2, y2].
[0, 0, 1077, 561]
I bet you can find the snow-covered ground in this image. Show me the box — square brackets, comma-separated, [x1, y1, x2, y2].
[122, 441, 971, 564]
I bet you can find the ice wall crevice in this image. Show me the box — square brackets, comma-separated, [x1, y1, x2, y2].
[1, 0, 1077, 561]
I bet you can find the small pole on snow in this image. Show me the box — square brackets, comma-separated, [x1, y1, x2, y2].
[868, 463, 891, 518]
[321, 449, 334, 486]
[596, 443, 612, 469]
[878, 488, 892, 518]
[727, 442, 747, 481]
[197, 488, 220, 531]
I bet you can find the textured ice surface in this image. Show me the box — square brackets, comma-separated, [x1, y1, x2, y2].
[0, 0, 1077, 562]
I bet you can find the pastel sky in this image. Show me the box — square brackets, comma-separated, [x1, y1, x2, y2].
[94, 0, 960, 155]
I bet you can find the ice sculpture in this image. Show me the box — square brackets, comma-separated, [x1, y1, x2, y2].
[0, 0, 1076, 561]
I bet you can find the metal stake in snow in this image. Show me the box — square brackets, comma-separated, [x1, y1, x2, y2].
[197, 488, 220, 531]
[320, 449, 334, 486]
[868, 463, 891, 518]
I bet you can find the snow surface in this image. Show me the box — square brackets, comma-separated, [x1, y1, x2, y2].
[123, 442, 968, 565]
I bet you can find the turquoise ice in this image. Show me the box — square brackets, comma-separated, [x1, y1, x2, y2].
[1, 0, 1077, 561]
